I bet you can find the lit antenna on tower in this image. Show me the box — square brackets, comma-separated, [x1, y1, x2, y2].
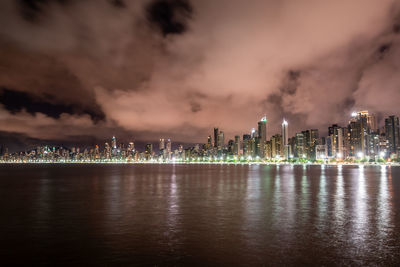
[261, 115, 267, 122]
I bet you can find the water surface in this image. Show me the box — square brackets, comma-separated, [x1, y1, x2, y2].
[0, 164, 399, 265]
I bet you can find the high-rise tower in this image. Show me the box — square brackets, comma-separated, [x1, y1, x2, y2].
[282, 119, 288, 146]
[257, 116, 267, 157]
[282, 119, 289, 159]
[214, 128, 219, 148]
[159, 138, 165, 151]
[111, 136, 117, 149]
[385, 115, 400, 156]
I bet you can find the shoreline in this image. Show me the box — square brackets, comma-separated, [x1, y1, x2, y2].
[0, 161, 398, 167]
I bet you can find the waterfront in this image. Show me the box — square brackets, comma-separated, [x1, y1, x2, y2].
[0, 164, 399, 265]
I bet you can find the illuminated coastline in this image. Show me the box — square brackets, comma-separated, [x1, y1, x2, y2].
[1, 112, 399, 164]
[0, 159, 398, 166]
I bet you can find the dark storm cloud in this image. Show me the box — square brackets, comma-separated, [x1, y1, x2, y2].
[394, 23, 400, 33]
[190, 101, 201, 113]
[146, 0, 192, 36]
[18, 0, 71, 21]
[280, 70, 301, 95]
[109, 0, 125, 8]
[0, 88, 105, 122]
[0, 43, 102, 111]
[377, 43, 392, 59]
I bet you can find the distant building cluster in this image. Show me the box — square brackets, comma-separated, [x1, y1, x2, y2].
[236, 111, 399, 163]
[1, 111, 399, 163]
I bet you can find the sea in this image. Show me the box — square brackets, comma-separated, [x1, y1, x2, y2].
[0, 163, 399, 265]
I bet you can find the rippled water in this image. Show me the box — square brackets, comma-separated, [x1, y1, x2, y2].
[0, 164, 399, 265]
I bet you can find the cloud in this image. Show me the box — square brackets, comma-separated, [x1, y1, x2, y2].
[0, 104, 97, 140]
[354, 34, 400, 115]
[0, 0, 400, 147]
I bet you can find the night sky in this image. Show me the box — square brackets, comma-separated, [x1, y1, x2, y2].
[1, 0, 400, 151]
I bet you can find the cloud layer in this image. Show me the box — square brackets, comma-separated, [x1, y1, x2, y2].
[1, 0, 400, 149]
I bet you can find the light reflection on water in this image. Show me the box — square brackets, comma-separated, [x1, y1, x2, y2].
[0, 164, 399, 265]
[334, 164, 345, 230]
[377, 165, 393, 242]
[352, 165, 368, 250]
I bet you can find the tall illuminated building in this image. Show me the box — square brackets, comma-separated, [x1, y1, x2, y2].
[159, 138, 165, 151]
[145, 144, 153, 160]
[228, 140, 234, 155]
[251, 128, 257, 139]
[385, 115, 400, 156]
[104, 142, 111, 159]
[302, 129, 319, 160]
[207, 135, 212, 149]
[94, 145, 100, 159]
[214, 128, 219, 148]
[295, 132, 304, 158]
[111, 136, 117, 149]
[366, 112, 378, 132]
[243, 134, 251, 157]
[282, 119, 288, 146]
[349, 111, 371, 157]
[258, 116, 267, 157]
[328, 124, 343, 159]
[217, 131, 225, 151]
[337, 128, 343, 159]
[110, 136, 117, 157]
[271, 134, 282, 159]
[282, 119, 289, 159]
[234, 135, 240, 155]
[265, 140, 272, 159]
[166, 139, 172, 160]
[128, 142, 135, 154]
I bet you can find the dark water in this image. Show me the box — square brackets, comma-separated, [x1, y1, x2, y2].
[0, 164, 399, 266]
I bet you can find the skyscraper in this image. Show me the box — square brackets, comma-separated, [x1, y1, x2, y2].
[166, 139, 172, 159]
[234, 135, 240, 155]
[159, 138, 165, 151]
[217, 131, 225, 150]
[271, 134, 282, 159]
[281, 120, 288, 145]
[145, 144, 153, 160]
[243, 134, 251, 157]
[295, 132, 304, 158]
[349, 111, 373, 157]
[111, 136, 117, 149]
[207, 135, 212, 148]
[228, 140, 234, 154]
[258, 116, 267, 157]
[328, 124, 344, 159]
[303, 129, 319, 160]
[105, 142, 111, 159]
[128, 142, 135, 152]
[385, 115, 400, 156]
[282, 119, 289, 159]
[214, 128, 219, 148]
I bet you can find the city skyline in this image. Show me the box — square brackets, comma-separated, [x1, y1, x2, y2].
[2, 110, 399, 163]
[0, 108, 398, 153]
